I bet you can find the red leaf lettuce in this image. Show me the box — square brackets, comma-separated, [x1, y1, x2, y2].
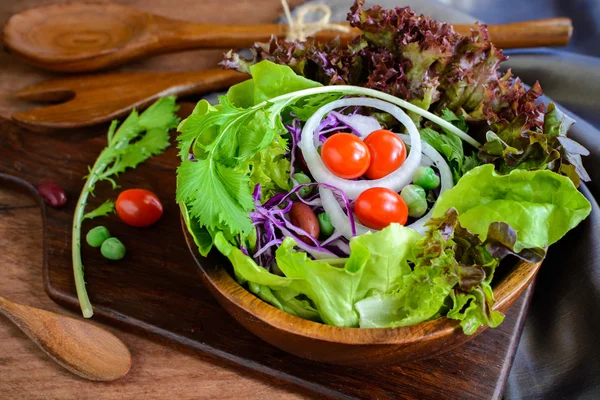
[221, 0, 589, 185]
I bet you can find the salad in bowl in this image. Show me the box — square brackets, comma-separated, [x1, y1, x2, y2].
[176, 0, 591, 336]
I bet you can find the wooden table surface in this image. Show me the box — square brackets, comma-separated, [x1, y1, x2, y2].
[0, 188, 310, 399]
[0, 0, 311, 398]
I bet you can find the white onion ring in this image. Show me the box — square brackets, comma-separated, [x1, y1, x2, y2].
[330, 111, 382, 137]
[420, 154, 434, 167]
[299, 98, 422, 200]
[319, 187, 370, 238]
[320, 137, 454, 239]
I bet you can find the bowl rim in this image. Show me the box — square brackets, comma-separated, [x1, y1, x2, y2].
[181, 213, 541, 346]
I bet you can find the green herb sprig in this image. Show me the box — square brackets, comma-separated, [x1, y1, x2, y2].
[73, 97, 179, 318]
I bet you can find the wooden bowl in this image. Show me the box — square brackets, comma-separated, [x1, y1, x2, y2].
[181, 215, 541, 365]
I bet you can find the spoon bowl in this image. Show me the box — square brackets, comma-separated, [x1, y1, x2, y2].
[0, 295, 131, 381]
[4, 3, 149, 67]
[2, 2, 296, 72]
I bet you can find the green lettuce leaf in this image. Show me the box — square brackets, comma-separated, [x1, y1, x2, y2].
[433, 165, 591, 251]
[275, 238, 368, 326]
[355, 208, 546, 333]
[249, 60, 322, 104]
[214, 232, 292, 287]
[250, 285, 321, 322]
[355, 264, 456, 328]
[180, 202, 213, 257]
[212, 203, 566, 334]
[226, 79, 255, 108]
[247, 140, 291, 200]
[448, 283, 504, 335]
[351, 223, 421, 299]
[213, 224, 420, 327]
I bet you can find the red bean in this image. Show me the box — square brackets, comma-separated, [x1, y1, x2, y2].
[37, 182, 67, 208]
[289, 202, 320, 244]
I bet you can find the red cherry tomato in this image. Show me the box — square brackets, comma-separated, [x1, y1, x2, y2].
[321, 133, 371, 179]
[364, 130, 407, 180]
[354, 187, 408, 230]
[116, 189, 163, 227]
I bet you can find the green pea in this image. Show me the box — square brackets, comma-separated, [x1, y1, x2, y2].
[293, 173, 313, 198]
[101, 237, 126, 260]
[401, 185, 428, 218]
[86, 226, 111, 248]
[318, 213, 334, 238]
[412, 166, 440, 190]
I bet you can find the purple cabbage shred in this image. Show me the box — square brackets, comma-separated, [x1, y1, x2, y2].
[246, 182, 356, 268]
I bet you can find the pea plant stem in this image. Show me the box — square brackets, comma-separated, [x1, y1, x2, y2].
[71, 154, 109, 318]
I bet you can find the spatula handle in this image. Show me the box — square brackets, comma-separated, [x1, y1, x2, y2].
[155, 17, 357, 49]
[156, 18, 572, 50]
[13, 69, 248, 129]
[465, 18, 573, 48]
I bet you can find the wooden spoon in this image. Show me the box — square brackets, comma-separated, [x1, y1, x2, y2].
[12, 69, 247, 129]
[0, 295, 131, 381]
[3, 2, 573, 73]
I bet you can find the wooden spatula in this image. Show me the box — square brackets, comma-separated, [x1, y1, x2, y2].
[3, 2, 573, 73]
[12, 69, 247, 129]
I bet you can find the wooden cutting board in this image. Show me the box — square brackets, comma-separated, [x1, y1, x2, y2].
[0, 112, 534, 399]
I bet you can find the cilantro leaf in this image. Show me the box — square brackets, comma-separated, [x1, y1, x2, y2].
[177, 159, 254, 235]
[83, 200, 115, 220]
[176, 61, 328, 241]
[420, 127, 464, 182]
[441, 108, 468, 132]
[104, 126, 172, 179]
[420, 109, 473, 182]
